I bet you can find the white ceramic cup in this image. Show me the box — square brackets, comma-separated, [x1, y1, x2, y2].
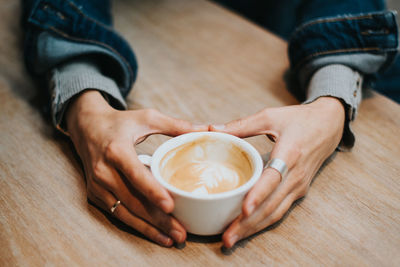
[138, 132, 263, 235]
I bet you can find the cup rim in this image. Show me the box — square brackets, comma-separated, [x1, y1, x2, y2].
[151, 132, 263, 201]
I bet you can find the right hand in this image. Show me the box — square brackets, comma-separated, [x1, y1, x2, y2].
[65, 90, 207, 247]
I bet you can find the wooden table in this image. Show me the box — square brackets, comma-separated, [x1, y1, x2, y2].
[1, 0, 400, 266]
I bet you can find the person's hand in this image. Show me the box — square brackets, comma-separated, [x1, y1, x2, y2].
[66, 90, 207, 247]
[210, 96, 345, 248]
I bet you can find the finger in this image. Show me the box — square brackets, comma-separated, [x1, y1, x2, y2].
[118, 185, 187, 243]
[147, 109, 208, 136]
[243, 139, 300, 217]
[104, 143, 174, 214]
[116, 203, 174, 247]
[210, 109, 277, 138]
[231, 164, 305, 247]
[258, 192, 300, 228]
[249, 164, 302, 226]
[96, 166, 186, 243]
[222, 214, 244, 248]
[223, 192, 297, 248]
[224, 139, 303, 247]
[242, 168, 281, 217]
[88, 183, 174, 247]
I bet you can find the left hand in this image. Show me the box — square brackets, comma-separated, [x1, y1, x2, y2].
[210, 96, 345, 248]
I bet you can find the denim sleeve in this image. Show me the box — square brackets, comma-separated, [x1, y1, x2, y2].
[288, 0, 398, 98]
[22, 0, 138, 106]
[287, 0, 398, 149]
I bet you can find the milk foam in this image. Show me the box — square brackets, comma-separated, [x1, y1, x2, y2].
[160, 136, 253, 195]
[193, 161, 239, 194]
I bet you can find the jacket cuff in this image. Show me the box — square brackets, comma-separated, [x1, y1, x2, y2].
[287, 11, 398, 104]
[303, 64, 362, 150]
[289, 11, 398, 74]
[50, 59, 127, 134]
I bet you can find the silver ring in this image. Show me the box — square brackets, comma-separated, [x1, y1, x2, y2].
[110, 200, 121, 214]
[266, 158, 288, 181]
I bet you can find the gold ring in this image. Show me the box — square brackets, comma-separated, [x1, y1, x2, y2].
[110, 200, 121, 214]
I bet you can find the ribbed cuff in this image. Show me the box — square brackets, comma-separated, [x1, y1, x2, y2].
[50, 59, 127, 134]
[303, 64, 363, 150]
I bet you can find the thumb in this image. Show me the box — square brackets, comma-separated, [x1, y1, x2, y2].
[153, 111, 208, 136]
[210, 109, 276, 138]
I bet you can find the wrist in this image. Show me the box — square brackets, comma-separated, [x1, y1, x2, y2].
[65, 90, 112, 134]
[310, 96, 345, 116]
[309, 96, 346, 138]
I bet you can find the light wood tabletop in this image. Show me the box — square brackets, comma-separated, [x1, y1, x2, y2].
[1, 0, 400, 266]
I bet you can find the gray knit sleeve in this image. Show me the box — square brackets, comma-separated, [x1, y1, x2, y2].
[303, 64, 362, 150]
[50, 59, 127, 134]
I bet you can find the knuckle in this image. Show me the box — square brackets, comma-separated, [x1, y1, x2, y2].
[105, 142, 122, 160]
[92, 162, 106, 181]
[91, 163, 117, 190]
[91, 163, 111, 186]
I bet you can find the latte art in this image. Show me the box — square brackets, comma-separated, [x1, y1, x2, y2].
[160, 137, 253, 195]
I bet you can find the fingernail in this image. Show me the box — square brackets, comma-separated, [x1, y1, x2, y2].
[212, 124, 225, 131]
[174, 241, 186, 249]
[221, 245, 233, 255]
[157, 233, 173, 247]
[170, 229, 184, 243]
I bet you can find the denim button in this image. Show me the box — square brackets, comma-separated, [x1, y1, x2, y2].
[353, 90, 357, 97]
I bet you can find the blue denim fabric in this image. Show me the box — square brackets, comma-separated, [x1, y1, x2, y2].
[22, 0, 137, 98]
[216, 0, 399, 103]
[289, 11, 398, 72]
[23, 0, 399, 102]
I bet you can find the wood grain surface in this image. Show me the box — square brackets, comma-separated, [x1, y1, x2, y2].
[1, 0, 400, 266]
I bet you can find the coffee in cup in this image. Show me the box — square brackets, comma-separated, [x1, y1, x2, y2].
[159, 136, 253, 195]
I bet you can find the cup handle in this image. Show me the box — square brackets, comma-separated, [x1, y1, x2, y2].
[137, 154, 152, 167]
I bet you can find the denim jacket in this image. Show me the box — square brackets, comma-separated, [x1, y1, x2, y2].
[22, 0, 137, 97]
[22, 0, 398, 147]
